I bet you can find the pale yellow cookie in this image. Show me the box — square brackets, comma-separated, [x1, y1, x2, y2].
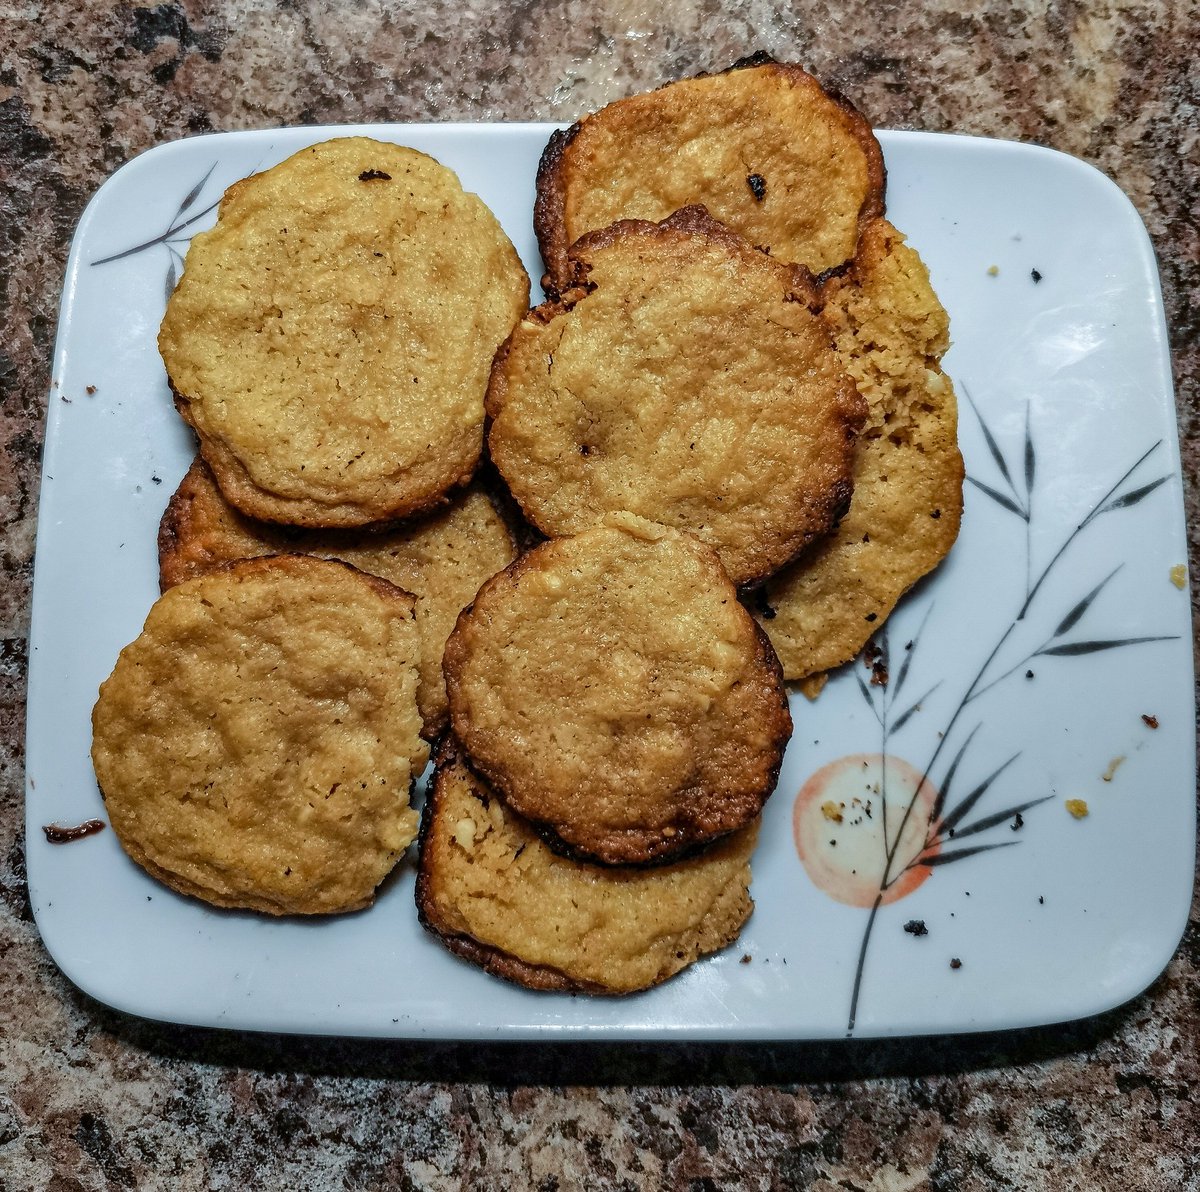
[756, 219, 964, 681]
[91, 555, 428, 915]
[416, 740, 758, 993]
[159, 137, 529, 527]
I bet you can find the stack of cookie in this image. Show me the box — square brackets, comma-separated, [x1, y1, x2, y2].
[419, 57, 963, 991]
[92, 137, 530, 916]
[90, 57, 963, 997]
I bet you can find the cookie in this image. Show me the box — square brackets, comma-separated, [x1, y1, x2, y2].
[487, 206, 866, 587]
[91, 555, 429, 915]
[535, 55, 885, 295]
[159, 137, 529, 528]
[443, 514, 792, 865]
[416, 740, 758, 994]
[158, 456, 518, 738]
[755, 219, 965, 684]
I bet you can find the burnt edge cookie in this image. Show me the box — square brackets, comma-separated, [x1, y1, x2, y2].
[415, 737, 756, 993]
[486, 206, 862, 588]
[443, 521, 794, 866]
[534, 58, 887, 298]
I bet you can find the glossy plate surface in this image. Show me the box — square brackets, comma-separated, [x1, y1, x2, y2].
[26, 125, 1194, 1039]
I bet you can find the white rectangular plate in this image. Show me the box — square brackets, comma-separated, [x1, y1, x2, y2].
[26, 125, 1194, 1039]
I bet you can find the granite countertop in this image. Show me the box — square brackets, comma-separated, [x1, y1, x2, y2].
[2, 2, 1198, 1188]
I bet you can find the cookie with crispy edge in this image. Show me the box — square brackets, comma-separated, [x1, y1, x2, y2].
[159, 137, 529, 528]
[91, 555, 429, 916]
[535, 54, 885, 296]
[443, 514, 792, 865]
[416, 737, 758, 994]
[158, 456, 518, 739]
[487, 206, 866, 587]
[754, 218, 964, 687]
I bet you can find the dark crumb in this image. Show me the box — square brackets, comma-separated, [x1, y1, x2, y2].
[903, 919, 928, 937]
[752, 587, 777, 620]
[61, 395, 71, 403]
[746, 173, 767, 200]
[579, 444, 592, 456]
[1025, 669, 1035, 679]
[829, 839, 837, 847]
[865, 612, 877, 622]
[1031, 268, 1043, 283]
[905, 641, 913, 650]
[950, 957, 962, 970]
[862, 533, 870, 543]
[151, 474, 162, 484]
[930, 508, 941, 519]
[86, 384, 97, 395]
[358, 169, 392, 181]
[1038, 895, 1044, 905]
[1010, 811, 1024, 831]
[1142, 714, 1159, 729]
[740, 954, 752, 964]
[42, 820, 106, 844]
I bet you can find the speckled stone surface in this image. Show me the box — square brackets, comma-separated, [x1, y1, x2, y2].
[2, 2, 1198, 1188]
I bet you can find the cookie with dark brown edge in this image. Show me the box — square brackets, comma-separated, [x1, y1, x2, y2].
[754, 218, 964, 688]
[487, 206, 865, 587]
[443, 513, 792, 866]
[91, 555, 428, 916]
[535, 55, 885, 297]
[159, 137, 529, 528]
[158, 456, 518, 739]
[416, 737, 758, 994]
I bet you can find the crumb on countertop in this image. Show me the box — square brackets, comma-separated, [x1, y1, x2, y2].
[1170, 564, 1186, 589]
[1065, 798, 1089, 819]
[1101, 756, 1125, 782]
[987, 265, 999, 276]
[1142, 714, 1159, 729]
[821, 800, 843, 823]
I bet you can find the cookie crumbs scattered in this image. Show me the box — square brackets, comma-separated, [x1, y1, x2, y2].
[1142, 714, 1159, 729]
[151, 475, 162, 485]
[1025, 669, 1035, 679]
[949, 957, 962, 970]
[1031, 268, 1043, 283]
[821, 800, 843, 823]
[1065, 798, 1089, 819]
[987, 265, 999, 277]
[740, 953, 752, 964]
[1101, 756, 1125, 782]
[1010, 812, 1024, 831]
[903, 919, 928, 937]
[1170, 564, 1186, 589]
[86, 385, 97, 395]
[1038, 895, 1044, 905]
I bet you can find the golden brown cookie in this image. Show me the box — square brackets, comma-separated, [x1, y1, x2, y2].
[416, 739, 758, 994]
[159, 137, 529, 528]
[91, 555, 429, 915]
[487, 207, 866, 587]
[158, 456, 518, 738]
[535, 56, 885, 295]
[755, 219, 965, 684]
[443, 514, 792, 865]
